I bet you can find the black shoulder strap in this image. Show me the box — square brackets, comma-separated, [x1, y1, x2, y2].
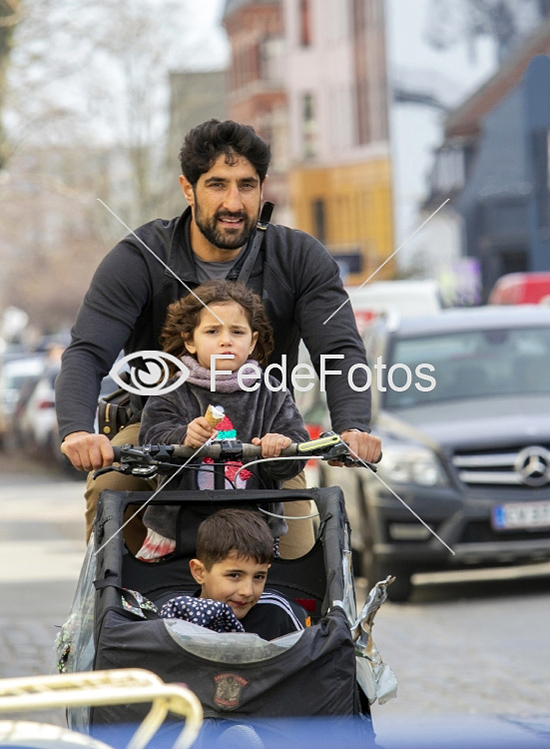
[227, 201, 274, 285]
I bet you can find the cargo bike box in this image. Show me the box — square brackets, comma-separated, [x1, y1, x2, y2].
[59, 438, 396, 744]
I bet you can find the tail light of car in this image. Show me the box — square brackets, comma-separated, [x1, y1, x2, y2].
[304, 423, 323, 469]
[38, 399, 56, 409]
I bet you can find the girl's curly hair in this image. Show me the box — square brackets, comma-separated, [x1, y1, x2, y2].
[160, 279, 274, 373]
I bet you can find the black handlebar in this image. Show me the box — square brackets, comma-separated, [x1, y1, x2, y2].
[95, 434, 379, 480]
[112, 441, 297, 463]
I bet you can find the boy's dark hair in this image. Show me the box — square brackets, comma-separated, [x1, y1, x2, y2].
[179, 119, 271, 186]
[160, 279, 274, 369]
[196, 508, 274, 570]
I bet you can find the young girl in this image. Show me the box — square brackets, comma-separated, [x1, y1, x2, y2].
[136, 279, 309, 561]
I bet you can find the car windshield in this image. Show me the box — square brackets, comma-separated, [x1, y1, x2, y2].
[4, 372, 35, 390]
[383, 325, 550, 409]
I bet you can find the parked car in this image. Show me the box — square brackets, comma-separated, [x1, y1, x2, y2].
[0, 353, 46, 449]
[15, 362, 60, 455]
[345, 279, 442, 333]
[488, 271, 550, 304]
[296, 280, 443, 440]
[13, 363, 118, 477]
[313, 305, 550, 601]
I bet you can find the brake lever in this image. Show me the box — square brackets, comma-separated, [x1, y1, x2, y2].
[92, 455, 162, 480]
[324, 443, 378, 471]
[341, 455, 378, 471]
[93, 464, 130, 479]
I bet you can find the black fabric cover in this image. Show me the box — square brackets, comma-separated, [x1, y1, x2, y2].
[92, 607, 358, 724]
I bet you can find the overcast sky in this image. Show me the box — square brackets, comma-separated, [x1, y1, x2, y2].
[388, 0, 497, 103]
[189, 0, 229, 69]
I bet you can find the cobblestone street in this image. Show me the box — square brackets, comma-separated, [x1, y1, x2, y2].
[0, 456, 86, 725]
[371, 571, 550, 718]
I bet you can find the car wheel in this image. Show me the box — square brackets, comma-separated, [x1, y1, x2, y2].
[363, 544, 414, 603]
[382, 567, 413, 603]
[357, 479, 414, 603]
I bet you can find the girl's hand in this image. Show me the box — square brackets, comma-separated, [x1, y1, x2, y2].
[183, 417, 216, 448]
[252, 434, 291, 458]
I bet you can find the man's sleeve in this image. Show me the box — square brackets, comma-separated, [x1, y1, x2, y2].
[55, 238, 152, 440]
[291, 233, 372, 433]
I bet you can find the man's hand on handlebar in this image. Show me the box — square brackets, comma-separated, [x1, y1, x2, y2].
[330, 430, 382, 467]
[61, 431, 114, 472]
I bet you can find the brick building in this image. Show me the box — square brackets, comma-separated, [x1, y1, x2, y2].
[223, 0, 291, 224]
[222, 0, 394, 282]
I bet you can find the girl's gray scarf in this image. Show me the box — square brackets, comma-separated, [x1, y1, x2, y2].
[180, 354, 261, 393]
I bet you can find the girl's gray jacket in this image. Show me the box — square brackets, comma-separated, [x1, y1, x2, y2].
[138, 374, 310, 538]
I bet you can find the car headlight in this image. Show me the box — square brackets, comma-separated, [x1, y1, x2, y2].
[377, 444, 449, 487]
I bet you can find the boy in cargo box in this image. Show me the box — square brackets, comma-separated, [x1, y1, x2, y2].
[160, 508, 310, 640]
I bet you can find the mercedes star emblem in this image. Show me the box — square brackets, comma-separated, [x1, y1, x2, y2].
[515, 446, 550, 487]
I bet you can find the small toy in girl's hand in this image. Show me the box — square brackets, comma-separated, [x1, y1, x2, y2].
[204, 404, 225, 429]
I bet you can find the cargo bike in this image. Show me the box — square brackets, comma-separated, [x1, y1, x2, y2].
[58, 434, 396, 747]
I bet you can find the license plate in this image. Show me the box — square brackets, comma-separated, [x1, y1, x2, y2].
[492, 501, 550, 530]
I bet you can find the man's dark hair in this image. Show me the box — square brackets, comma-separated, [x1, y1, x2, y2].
[160, 279, 274, 368]
[179, 119, 271, 186]
[196, 508, 274, 571]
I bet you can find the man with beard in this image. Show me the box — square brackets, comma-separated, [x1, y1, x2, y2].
[56, 119, 381, 556]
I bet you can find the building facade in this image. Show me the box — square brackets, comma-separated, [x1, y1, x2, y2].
[223, 0, 291, 225]
[283, 0, 393, 284]
[425, 21, 550, 298]
[223, 0, 394, 283]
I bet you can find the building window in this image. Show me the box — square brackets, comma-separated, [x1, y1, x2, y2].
[431, 146, 466, 194]
[532, 128, 550, 229]
[312, 198, 326, 242]
[260, 36, 285, 84]
[302, 92, 318, 159]
[300, 0, 312, 46]
[352, 0, 370, 145]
